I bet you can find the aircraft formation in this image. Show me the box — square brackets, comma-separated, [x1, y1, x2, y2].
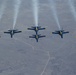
[27, 26, 69, 42]
[27, 26, 46, 42]
[0, 0, 70, 42]
[2, 26, 69, 42]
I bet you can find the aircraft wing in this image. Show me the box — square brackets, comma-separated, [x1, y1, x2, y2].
[52, 32, 59, 34]
[4, 32, 10, 34]
[29, 36, 35, 38]
[38, 28, 45, 30]
[14, 31, 22, 33]
[63, 31, 69, 34]
[27, 28, 35, 30]
[39, 35, 46, 38]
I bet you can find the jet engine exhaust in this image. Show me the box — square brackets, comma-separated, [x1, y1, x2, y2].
[13, 0, 21, 29]
[0, 0, 6, 20]
[68, 0, 76, 20]
[49, 0, 61, 30]
[32, 0, 38, 27]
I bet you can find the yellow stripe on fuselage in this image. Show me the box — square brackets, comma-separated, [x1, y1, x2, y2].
[60, 31, 62, 35]
[36, 35, 38, 38]
[36, 27, 38, 30]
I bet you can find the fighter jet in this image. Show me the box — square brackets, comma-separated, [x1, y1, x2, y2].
[29, 34, 46, 42]
[52, 29, 69, 38]
[27, 26, 45, 34]
[4, 29, 22, 38]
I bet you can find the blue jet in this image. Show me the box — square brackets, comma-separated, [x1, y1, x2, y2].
[29, 34, 46, 42]
[52, 29, 69, 38]
[4, 29, 22, 38]
[27, 26, 45, 34]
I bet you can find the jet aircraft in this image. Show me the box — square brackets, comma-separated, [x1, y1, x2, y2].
[29, 34, 46, 42]
[27, 26, 45, 34]
[52, 29, 69, 38]
[4, 29, 22, 38]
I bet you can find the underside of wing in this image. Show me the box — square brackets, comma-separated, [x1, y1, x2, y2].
[4, 32, 10, 34]
[14, 31, 22, 33]
[27, 28, 34, 30]
[63, 31, 69, 34]
[38, 28, 45, 30]
[39, 35, 46, 38]
[29, 36, 35, 38]
[52, 32, 58, 34]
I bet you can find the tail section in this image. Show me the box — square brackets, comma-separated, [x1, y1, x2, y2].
[11, 34, 13, 38]
[61, 34, 63, 38]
